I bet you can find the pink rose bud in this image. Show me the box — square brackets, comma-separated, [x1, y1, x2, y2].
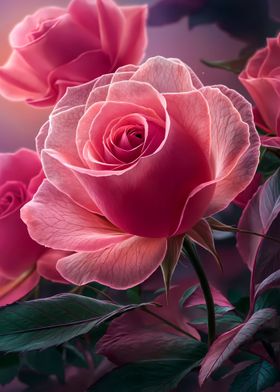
[0, 0, 147, 107]
[0, 149, 69, 306]
[0, 149, 43, 305]
[239, 34, 280, 147]
[22, 57, 260, 289]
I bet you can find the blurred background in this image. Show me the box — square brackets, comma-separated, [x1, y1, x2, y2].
[1, 0, 280, 152]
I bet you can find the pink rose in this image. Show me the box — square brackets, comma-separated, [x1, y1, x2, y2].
[22, 57, 260, 289]
[233, 172, 262, 209]
[239, 34, 280, 147]
[0, 149, 67, 306]
[0, 0, 147, 107]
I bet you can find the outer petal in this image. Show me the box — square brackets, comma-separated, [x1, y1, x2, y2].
[68, 0, 100, 38]
[0, 208, 44, 279]
[37, 249, 70, 284]
[0, 269, 39, 307]
[57, 236, 167, 289]
[203, 86, 260, 216]
[0, 148, 41, 186]
[21, 180, 130, 252]
[131, 57, 198, 93]
[29, 50, 111, 107]
[259, 38, 280, 76]
[15, 14, 95, 76]
[39, 107, 100, 212]
[117, 5, 147, 65]
[96, 0, 125, 65]
[233, 172, 262, 209]
[9, 7, 66, 48]
[239, 76, 280, 135]
[0, 52, 47, 101]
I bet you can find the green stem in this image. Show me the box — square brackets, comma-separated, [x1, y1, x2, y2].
[183, 237, 216, 346]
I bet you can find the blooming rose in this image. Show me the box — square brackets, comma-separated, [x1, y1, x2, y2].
[0, 149, 67, 306]
[239, 34, 280, 147]
[22, 57, 260, 289]
[0, 0, 147, 107]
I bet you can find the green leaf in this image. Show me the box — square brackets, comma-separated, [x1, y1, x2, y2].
[25, 348, 65, 383]
[258, 150, 280, 179]
[0, 353, 20, 385]
[89, 340, 206, 392]
[0, 294, 152, 351]
[255, 289, 280, 314]
[179, 285, 199, 308]
[126, 286, 141, 304]
[201, 57, 249, 74]
[230, 361, 279, 392]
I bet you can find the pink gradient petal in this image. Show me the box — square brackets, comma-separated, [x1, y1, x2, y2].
[106, 80, 167, 119]
[0, 52, 47, 101]
[132, 57, 198, 93]
[40, 107, 100, 212]
[37, 249, 70, 284]
[117, 5, 147, 65]
[0, 149, 41, 186]
[68, 0, 100, 38]
[57, 236, 167, 289]
[164, 90, 211, 158]
[21, 180, 130, 252]
[0, 208, 44, 279]
[0, 268, 39, 307]
[259, 38, 280, 76]
[239, 77, 280, 135]
[30, 50, 111, 107]
[16, 14, 95, 75]
[203, 86, 260, 216]
[242, 47, 267, 78]
[96, 0, 124, 65]
[10, 7, 66, 48]
[233, 172, 262, 209]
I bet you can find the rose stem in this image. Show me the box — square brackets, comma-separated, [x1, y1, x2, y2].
[183, 237, 216, 346]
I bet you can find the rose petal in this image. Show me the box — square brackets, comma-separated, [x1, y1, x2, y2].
[0, 208, 44, 278]
[117, 5, 147, 66]
[164, 90, 211, 158]
[57, 236, 167, 289]
[132, 57, 197, 93]
[202, 86, 260, 216]
[239, 77, 280, 134]
[0, 269, 39, 307]
[30, 50, 111, 107]
[0, 148, 41, 186]
[0, 52, 47, 101]
[21, 179, 130, 252]
[10, 7, 66, 47]
[37, 249, 70, 284]
[40, 107, 100, 212]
